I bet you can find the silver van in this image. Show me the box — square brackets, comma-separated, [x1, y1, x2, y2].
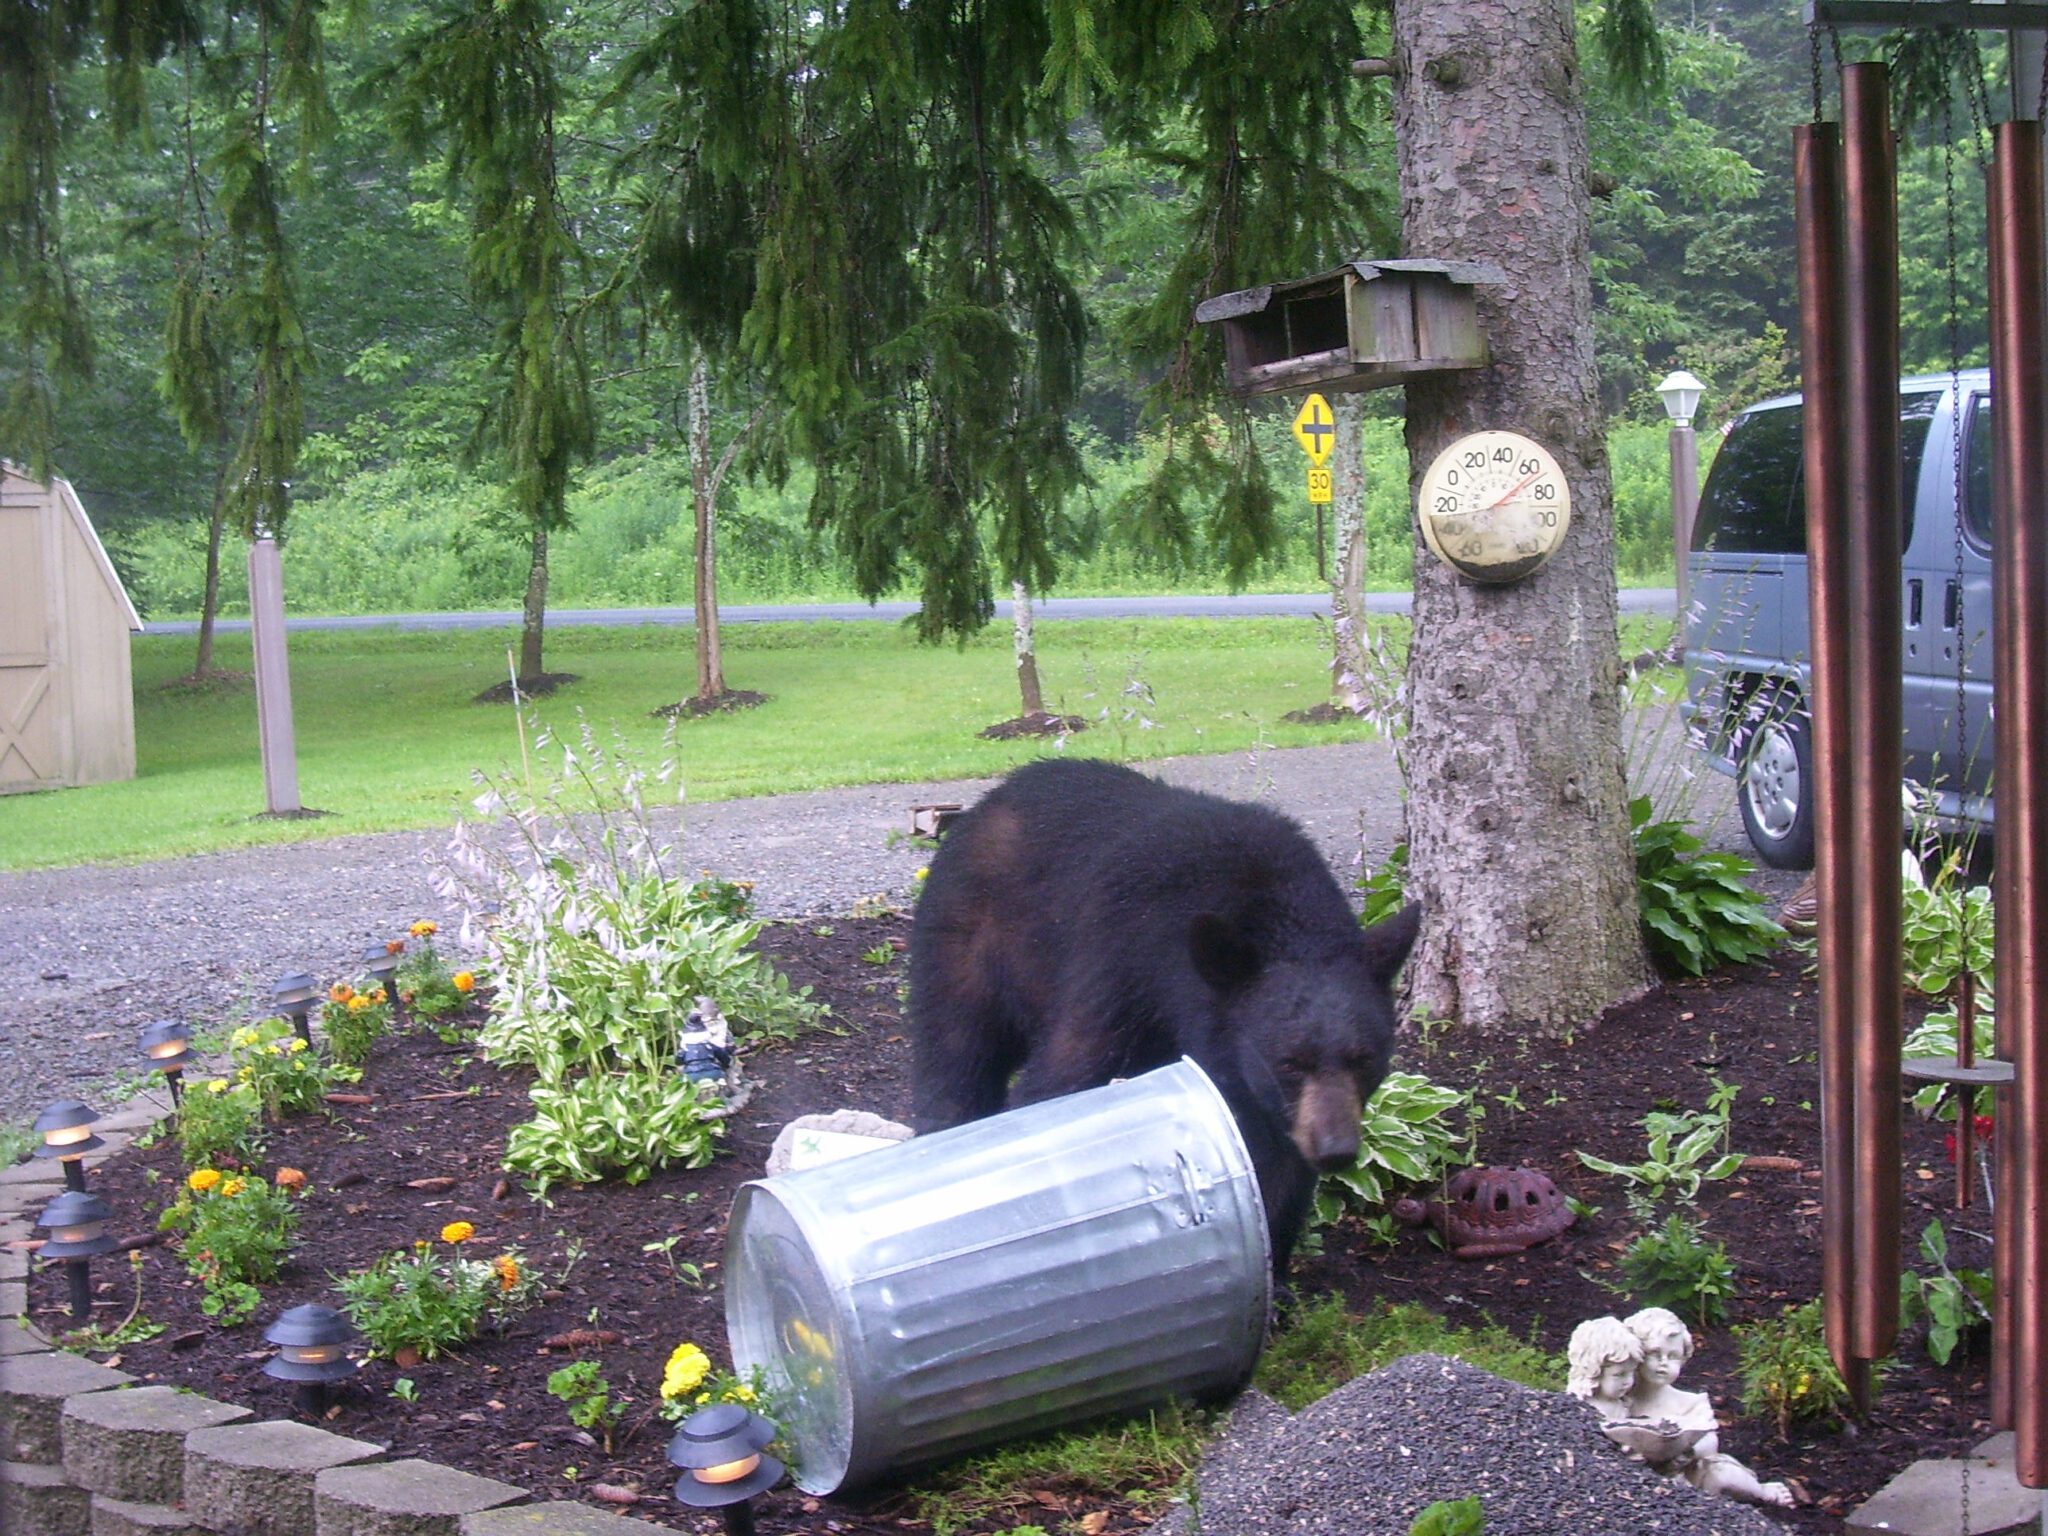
[1681, 369, 1995, 868]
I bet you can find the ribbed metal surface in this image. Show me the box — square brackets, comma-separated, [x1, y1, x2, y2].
[725, 1059, 1270, 1494]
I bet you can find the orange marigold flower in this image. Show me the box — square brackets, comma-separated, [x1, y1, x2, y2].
[274, 1167, 307, 1192]
[410, 920, 438, 938]
[453, 972, 476, 994]
[385, 939, 405, 956]
[492, 1254, 520, 1291]
[330, 983, 355, 1003]
[440, 1220, 476, 1245]
[367, 986, 387, 1004]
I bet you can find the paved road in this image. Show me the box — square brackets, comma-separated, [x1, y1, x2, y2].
[141, 589, 1680, 635]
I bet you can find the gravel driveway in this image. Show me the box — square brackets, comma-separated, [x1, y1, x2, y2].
[0, 721, 1782, 1129]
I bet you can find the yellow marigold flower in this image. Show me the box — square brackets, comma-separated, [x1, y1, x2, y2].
[347, 994, 372, 1013]
[274, 1167, 307, 1192]
[206, 1078, 230, 1094]
[440, 1221, 476, 1245]
[661, 1342, 711, 1400]
[410, 920, 438, 938]
[231, 1026, 259, 1048]
[732, 1384, 756, 1403]
[220, 1177, 246, 1198]
[492, 1254, 520, 1291]
[329, 983, 354, 1004]
[453, 972, 476, 993]
[368, 986, 387, 1004]
[266, 1043, 283, 1056]
[287, 1037, 309, 1053]
[187, 1168, 222, 1193]
[915, 866, 929, 882]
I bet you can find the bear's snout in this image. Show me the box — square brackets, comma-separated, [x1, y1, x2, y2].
[1292, 1074, 1364, 1170]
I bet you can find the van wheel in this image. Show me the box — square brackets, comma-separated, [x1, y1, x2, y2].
[1739, 706, 1816, 870]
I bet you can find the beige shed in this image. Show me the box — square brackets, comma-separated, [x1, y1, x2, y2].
[0, 463, 144, 793]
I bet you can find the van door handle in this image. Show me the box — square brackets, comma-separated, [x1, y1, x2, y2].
[1908, 579, 1924, 627]
[1946, 579, 1963, 630]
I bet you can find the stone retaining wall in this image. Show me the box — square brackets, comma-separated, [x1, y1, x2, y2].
[0, 1089, 664, 1536]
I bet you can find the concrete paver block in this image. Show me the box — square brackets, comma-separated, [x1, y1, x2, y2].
[92, 1492, 214, 1535]
[92, 1107, 170, 1136]
[0, 1277, 24, 1318]
[0, 1159, 66, 1188]
[2, 1455, 93, 1536]
[0, 1182, 62, 1217]
[62, 1384, 252, 1503]
[0, 1349, 135, 1463]
[0, 1242, 26, 1282]
[461, 1504, 665, 1535]
[1, 1316, 56, 1356]
[1847, 1456, 2042, 1535]
[185, 1418, 386, 1536]
[314, 1458, 525, 1536]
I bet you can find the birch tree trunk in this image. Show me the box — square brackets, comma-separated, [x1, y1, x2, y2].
[1392, 0, 1650, 1034]
[690, 354, 725, 701]
[1012, 581, 1045, 717]
[1330, 395, 1369, 713]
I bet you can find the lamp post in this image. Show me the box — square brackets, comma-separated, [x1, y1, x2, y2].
[36, 1189, 116, 1320]
[668, 1403, 783, 1536]
[271, 972, 320, 1047]
[263, 1304, 361, 1418]
[139, 1020, 194, 1107]
[361, 943, 404, 1026]
[1657, 369, 1707, 631]
[32, 1100, 103, 1192]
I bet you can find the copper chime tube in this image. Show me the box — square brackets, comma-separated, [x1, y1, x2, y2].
[1988, 118, 2048, 1486]
[1795, 118, 1863, 1392]
[1839, 60, 1904, 1369]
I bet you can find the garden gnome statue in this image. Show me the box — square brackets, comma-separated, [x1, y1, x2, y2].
[677, 997, 733, 1093]
[1565, 1309, 1793, 1508]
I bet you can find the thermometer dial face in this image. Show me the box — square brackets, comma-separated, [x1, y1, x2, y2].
[1416, 430, 1572, 583]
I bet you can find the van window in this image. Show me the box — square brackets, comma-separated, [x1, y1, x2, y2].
[1690, 392, 1937, 554]
[1965, 394, 1993, 548]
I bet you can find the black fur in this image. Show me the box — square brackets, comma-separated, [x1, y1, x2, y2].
[908, 758, 1420, 1277]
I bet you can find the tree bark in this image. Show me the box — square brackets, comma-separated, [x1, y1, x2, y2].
[1392, 0, 1650, 1034]
[1330, 395, 1369, 712]
[519, 523, 549, 682]
[191, 466, 230, 679]
[1012, 581, 1045, 717]
[690, 354, 725, 701]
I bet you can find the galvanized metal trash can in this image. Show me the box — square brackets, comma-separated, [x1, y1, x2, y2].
[724, 1057, 1271, 1494]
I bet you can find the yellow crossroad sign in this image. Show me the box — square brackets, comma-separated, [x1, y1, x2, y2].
[1292, 393, 1336, 466]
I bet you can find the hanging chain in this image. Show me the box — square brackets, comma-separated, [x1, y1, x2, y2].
[1810, 24, 1826, 124]
[1943, 82, 1971, 812]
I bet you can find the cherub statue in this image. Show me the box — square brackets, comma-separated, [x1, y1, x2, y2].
[1565, 1316, 1643, 1421]
[1618, 1308, 1794, 1508]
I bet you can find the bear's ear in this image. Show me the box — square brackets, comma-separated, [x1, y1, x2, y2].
[1190, 913, 1261, 995]
[1361, 902, 1422, 981]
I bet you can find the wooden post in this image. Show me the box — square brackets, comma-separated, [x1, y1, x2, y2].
[247, 536, 302, 815]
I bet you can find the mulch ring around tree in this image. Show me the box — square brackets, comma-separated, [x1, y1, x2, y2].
[29, 920, 1993, 1535]
[654, 689, 769, 720]
[976, 711, 1087, 740]
[474, 672, 581, 703]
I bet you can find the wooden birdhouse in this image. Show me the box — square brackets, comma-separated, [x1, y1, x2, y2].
[1194, 259, 1500, 398]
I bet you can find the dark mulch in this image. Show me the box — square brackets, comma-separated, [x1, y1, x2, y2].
[654, 689, 770, 720]
[28, 923, 1992, 1535]
[474, 672, 581, 703]
[1280, 701, 1363, 726]
[976, 712, 1087, 740]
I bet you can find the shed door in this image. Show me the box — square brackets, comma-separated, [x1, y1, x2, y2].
[0, 495, 59, 790]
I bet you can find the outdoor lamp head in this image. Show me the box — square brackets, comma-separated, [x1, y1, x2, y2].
[139, 1020, 194, 1072]
[32, 1100, 103, 1161]
[360, 943, 400, 986]
[263, 1304, 360, 1383]
[668, 1403, 783, 1507]
[1656, 369, 1706, 429]
[271, 972, 320, 1013]
[35, 1189, 117, 1258]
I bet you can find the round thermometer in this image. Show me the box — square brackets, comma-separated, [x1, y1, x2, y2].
[1416, 430, 1572, 583]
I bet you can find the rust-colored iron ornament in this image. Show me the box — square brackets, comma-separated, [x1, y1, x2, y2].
[1392, 1165, 1575, 1259]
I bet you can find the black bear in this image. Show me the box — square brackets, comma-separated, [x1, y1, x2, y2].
[908, 757, 1420, 1277]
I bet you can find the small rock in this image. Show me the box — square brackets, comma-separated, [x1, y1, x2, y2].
[590, 1484, 639, 1506]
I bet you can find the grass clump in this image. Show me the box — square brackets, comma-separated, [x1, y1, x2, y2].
[1256, 1297, 1561, 1411]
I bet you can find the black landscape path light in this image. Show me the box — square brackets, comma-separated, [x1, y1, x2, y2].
[271, 972, 320, 1045]
[36, 1189, 116, 1321]
[32, 1100, 103, 1191]
[360, 942, 403, 1025]
[139, 1020, 194, 1106]
[669, 1402, 783, 1535]
[263, 1303, 361, 1418]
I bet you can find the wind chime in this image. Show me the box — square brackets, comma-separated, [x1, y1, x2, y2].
[1799, 5, 2048, 1488]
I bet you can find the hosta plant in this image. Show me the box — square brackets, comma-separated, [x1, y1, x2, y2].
[1631, 797, 1783, 975]
[1313, 1071, 1474, 1240]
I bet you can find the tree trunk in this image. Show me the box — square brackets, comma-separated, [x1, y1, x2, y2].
[1012, 581, 1045, 717]
[1392, 0, 1650, 1034]
[519, 523, 549, 682]
[191, 468, 231, 679]
[690, 354, 725, 701]
[1330, 395, 1369, 712]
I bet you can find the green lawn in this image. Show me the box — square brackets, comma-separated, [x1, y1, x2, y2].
[0, 616, 1390, 870]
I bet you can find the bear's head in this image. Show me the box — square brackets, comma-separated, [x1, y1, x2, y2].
[1192, 902, 1421, 1172]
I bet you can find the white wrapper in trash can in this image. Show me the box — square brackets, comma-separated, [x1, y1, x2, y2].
[723, 1058, 1271, 1494]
